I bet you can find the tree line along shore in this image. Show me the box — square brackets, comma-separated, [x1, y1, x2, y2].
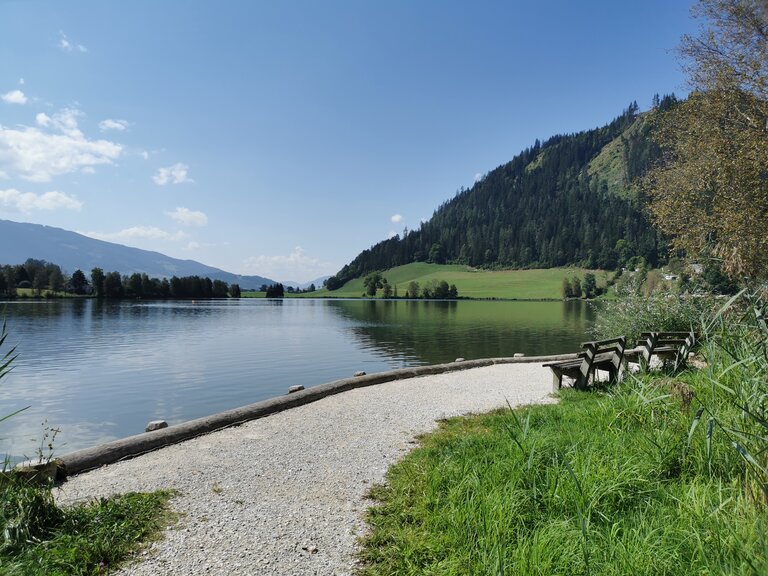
[0, 258, 241, 299]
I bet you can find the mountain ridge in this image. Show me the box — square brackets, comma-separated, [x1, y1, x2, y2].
[0, 219, 275, 289]
[325, 99, 676, 289]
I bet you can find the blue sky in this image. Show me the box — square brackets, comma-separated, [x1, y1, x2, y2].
[0, 0, 696, 283]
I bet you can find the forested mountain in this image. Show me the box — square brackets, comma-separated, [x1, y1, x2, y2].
[326, 99, 676, 290]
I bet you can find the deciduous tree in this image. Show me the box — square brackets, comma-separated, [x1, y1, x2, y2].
[562, 277, 573, 299]
[71, 269, 87, 294]
[91, 268, 105, 298]
[647, 0, 768, 279]
[583, 273, 597, 299]
[571, 276, 582, 299]
[363, 273, 384, 297]
[103, 271, 124, 298]
[48, 268, 63, 293]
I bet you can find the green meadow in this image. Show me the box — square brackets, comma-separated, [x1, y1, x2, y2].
[289, 264, 610, 300]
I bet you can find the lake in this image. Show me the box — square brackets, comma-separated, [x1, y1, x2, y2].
[0, 298, 595, 461]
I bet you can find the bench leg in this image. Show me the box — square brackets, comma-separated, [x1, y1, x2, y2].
[552, 371, 562, 393]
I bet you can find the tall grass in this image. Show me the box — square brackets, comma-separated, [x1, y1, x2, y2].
[688, 289, 768, 502]
[358, 288, 768, 574]
[1, 319, 25, 473]
[0, 478, 176, 576]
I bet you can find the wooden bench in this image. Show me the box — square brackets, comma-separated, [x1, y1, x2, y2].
[623, 331, 696, 372]
[543, 336, 626, 392]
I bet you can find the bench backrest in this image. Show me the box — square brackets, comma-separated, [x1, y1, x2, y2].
[579, 336, 626, 379]
[635, 330, 696, 368]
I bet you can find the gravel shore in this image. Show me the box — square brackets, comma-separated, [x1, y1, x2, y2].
[56, 363, 554, 575]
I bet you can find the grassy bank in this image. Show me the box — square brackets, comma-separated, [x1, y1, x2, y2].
[246, 264, 611, 300]
[360, 388, 766, 574]
[0, 478, 176, 575]
[358, 295, 768, 574]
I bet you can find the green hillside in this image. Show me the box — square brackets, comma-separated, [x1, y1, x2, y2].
[325, 98, 677, 291]
[587, 112, 658, 200]
[314, 263, 609, 300]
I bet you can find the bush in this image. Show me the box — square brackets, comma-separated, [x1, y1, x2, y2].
[592, 275, 716, 342]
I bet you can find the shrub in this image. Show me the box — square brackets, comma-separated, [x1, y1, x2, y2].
[592, 275, 716, 342]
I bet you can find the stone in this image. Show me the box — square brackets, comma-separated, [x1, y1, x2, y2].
[12, 459, 62, 484]
[354, 371, 366, 377]
[145, 420, 168, 432]
[513, 353, 525, 358]
[288, 385, 305, 394]
[454, 357, 465, 362]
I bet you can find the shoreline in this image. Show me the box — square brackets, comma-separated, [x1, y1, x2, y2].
[55, 354, 575, 477]
[56, 362, 555, 576]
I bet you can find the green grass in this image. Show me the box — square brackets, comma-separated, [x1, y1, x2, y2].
[586, 114, 648, 201]
[312, 263, 611, 300]
[358, 366, 768, 574]
[240, 290, 266, 298]
[11, 288, 84, 299]
[0, 479, 176, 575]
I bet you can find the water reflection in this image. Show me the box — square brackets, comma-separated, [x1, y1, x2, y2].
[325, 299, 594, 364]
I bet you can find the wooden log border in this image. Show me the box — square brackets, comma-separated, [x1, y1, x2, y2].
[56, 354, 576, 477]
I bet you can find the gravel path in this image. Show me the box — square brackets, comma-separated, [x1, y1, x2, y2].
[56, 363, 554, 575]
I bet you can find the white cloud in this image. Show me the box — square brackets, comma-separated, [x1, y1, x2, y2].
[153, 163, 193, 185]
[242, 246, 330, 282]
[185, 241, 201, 251]
[166, 206, 208, 227]
[390, 214, 403, 224]
[2, 90, 27, 105]
[82, 226, 187, 243]
[18, 78, 25, 85]
[0, 188, 82, 212]
[35, 112, 51, 127]
[0, 108, 122, 182]
[98, 119, 129, 132]
[140, 151, 149, 160]
[44, 108, 83, 137]
[388, 230, 398, 239]
[59, 32, 87, 53]
[474, 173, 483, 182]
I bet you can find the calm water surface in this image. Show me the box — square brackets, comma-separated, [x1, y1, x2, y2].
[0, 298, 594, 459]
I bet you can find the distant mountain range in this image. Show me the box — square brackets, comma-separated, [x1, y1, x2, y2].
[282, 277, 331, 290]
[0, 219, 276, 289]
